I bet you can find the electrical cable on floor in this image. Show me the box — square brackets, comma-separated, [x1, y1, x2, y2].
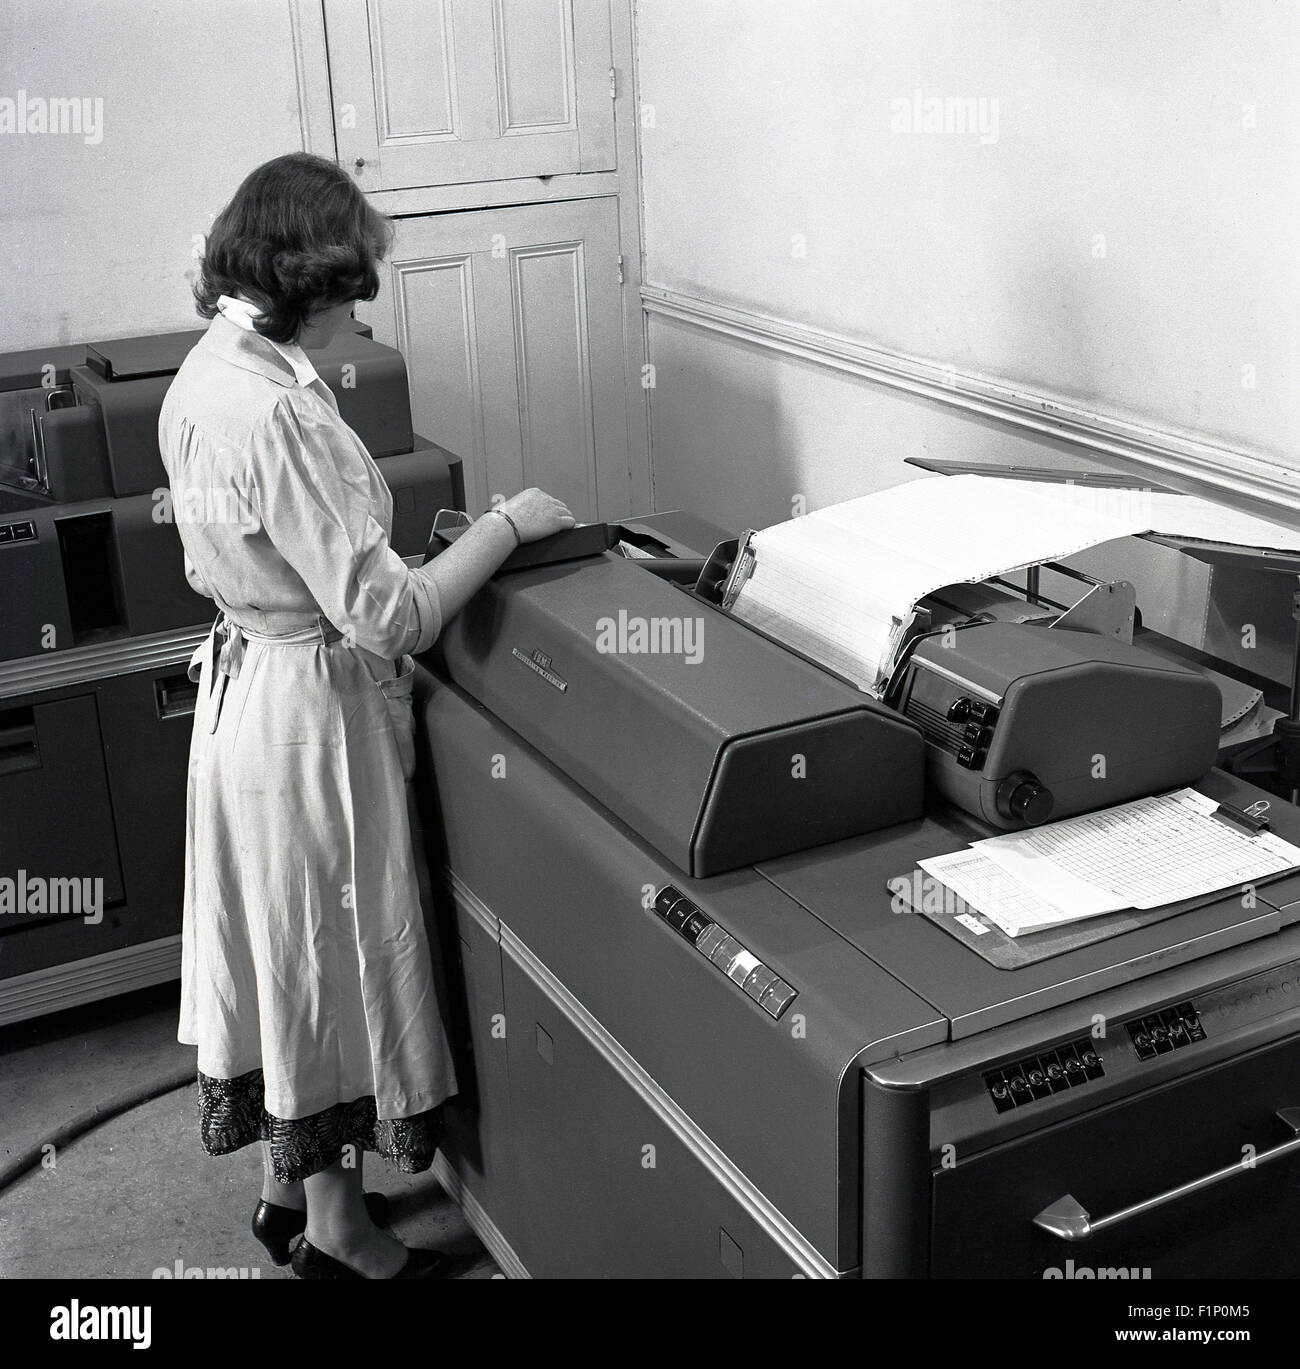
[0, 1065, 196, 1194]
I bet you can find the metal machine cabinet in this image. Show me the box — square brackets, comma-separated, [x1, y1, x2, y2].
[416, 664, 947, 1277]
[927, 1036, 1300, 1279]
[0, 692, 127, 971]
[415, 511, 1300, 1278]
[0, 659, 195, 995]
[861, 931, 1300, 1278]
[496, 937, 806, 1280]
[425, 880, 521, 1262]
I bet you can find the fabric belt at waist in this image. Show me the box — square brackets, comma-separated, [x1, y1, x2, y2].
[215, 612, 342, 680]
[201, 612, 344, 734]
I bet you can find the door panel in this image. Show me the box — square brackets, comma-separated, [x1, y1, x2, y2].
[325, 0, 615, 191]
[509, 241, 596, 516]
[497, 939, 805, 1278]
[365, 197, 630, 519]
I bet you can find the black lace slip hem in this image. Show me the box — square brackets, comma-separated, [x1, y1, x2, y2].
[197, 1068, 444, 1185]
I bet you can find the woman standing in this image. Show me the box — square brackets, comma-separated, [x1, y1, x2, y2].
[160, 152, 574, 1279]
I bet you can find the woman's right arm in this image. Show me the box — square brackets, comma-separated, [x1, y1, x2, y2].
[252, 396, 575, 656]
[416, 488, 575, 624]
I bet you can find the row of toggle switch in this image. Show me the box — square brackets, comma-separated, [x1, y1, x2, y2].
[653, 885, 797, 1019]
[947, 696, 1000, 770]
[983, 1036, 1104, 1112]
[1124, 1001, 1205, 1060]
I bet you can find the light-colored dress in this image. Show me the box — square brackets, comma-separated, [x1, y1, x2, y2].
[159, 308, 457, 1179]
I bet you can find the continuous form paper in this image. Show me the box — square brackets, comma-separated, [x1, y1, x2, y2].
[974, 477, 1300, 554]
[729, 474, 1148, 696]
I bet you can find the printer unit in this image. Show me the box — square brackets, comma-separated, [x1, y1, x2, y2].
[892, 621, 1222, 829]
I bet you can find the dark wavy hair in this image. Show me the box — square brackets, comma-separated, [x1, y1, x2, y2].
[194, 153, 393, 343]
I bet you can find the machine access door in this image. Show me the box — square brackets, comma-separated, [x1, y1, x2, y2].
[0, 695, 124, 952]
[930, 1033, 1300, 1278]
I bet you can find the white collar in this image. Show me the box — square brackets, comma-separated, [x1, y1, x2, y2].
[216, 295, 320, 388]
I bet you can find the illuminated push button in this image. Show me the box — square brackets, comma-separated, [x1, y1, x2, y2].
[665, 899, 693, 931]
[694, 924, 727, 959]
[709, 935, 742, 969]
[653, 886, 681, 918]
[743, 965, 779, 1002]
[760, 978, 797, 1019]
[680, 909, 712, 943]
[727, 949, 761, 986]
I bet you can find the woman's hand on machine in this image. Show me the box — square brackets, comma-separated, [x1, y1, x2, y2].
[495, 488, 576, 543]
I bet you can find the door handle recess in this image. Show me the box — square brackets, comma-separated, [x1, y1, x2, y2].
[1034, 1107, 1300, 1241]
[155, 673, 199, 719]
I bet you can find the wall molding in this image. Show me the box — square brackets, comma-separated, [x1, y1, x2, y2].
[641, 285, 1300, 521]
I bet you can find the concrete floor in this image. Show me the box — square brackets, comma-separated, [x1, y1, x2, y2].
[0, 983, 499, 1279]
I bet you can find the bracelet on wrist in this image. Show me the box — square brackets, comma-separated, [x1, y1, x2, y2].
[485, 507, 522, 546]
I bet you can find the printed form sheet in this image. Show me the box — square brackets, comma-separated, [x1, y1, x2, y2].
[918, 847, 1102, 937]
[977, 789, 1300, 913]
[921, 790, 1300, 937]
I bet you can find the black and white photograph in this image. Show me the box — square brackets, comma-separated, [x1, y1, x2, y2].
[0, 0, 1298, 1338]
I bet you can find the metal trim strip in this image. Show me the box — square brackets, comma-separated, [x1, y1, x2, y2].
[430, 1153, 530, 1279]
[0, 624, 211, 700]
[0, 935, 182, 1027]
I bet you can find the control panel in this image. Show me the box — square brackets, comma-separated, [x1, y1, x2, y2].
[900, 659, 1002, 774]
[983, 1036, 1104, 1113]
[946, 695, 1000, 771]
[652, 885, 797, 1019]
[1124, 959, 1300, 1063]
[0, 520, 36, 545]
[1125, 1001, 1206, 1060]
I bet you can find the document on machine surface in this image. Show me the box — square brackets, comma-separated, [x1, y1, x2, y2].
[728, 474, 1147, 695]
[918, 847, 1121, 937]
[976, 788, 1300, 916]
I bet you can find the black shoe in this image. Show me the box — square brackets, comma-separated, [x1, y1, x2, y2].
[252, 1192, 392, 1265]
[291, 1238, 449, 1280]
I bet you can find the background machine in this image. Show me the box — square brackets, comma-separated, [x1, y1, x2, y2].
[0, 324, 461, 1024]
[416, 512, 1300, 1278]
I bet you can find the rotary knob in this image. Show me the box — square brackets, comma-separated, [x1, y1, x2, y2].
[996, 771, 1054, 825]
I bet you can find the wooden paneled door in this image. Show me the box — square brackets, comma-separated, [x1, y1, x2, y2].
[363, 196, 630, 520]
[324, 0, 617, 191]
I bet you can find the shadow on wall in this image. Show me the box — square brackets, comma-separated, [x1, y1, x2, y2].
[645, 313, 1107, 534]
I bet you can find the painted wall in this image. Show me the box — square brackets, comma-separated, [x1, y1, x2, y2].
[635, 0, 1300, 680]
[0, 0, 307, 351]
